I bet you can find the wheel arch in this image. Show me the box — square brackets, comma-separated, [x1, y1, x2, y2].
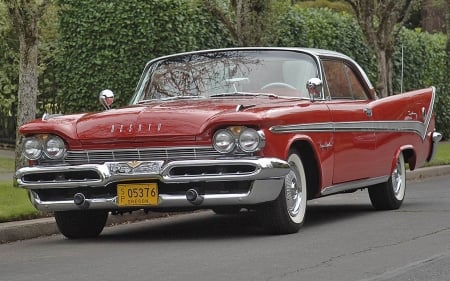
[398, 145, 416, 171]
[289, 139, 321, 200]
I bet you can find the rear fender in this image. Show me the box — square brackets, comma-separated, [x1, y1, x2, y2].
[396, 145, 416, 171]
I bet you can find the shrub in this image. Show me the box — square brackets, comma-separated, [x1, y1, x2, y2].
[55, 0, 231, 113]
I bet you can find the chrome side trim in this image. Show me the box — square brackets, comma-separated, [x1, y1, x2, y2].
[321, 176, 389, 196]
[271, 120, 429, 141]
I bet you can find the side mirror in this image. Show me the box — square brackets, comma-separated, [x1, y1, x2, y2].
[306, 78, 323, 100]
[99, 89, 114, 110]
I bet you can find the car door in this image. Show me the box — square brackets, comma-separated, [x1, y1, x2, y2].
[322, 59, 376, 184]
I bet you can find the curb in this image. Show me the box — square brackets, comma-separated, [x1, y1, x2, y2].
[1, 165, 449, 244]
[0, 210, 170, 244]
[406, 165, 450, 181]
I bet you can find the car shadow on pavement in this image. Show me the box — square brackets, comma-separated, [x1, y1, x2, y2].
[66, 202, 377, 242]
[304, 203, 375, 228]
[101, 211, 266, 241]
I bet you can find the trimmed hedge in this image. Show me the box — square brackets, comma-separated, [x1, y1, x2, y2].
[55, 0, 231, 113]
[394, 29, 448, 139]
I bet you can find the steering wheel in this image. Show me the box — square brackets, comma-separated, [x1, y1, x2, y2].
[261, 82, 297, 90]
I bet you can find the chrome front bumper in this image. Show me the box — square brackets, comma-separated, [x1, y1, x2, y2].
[16, 158, 290, 212]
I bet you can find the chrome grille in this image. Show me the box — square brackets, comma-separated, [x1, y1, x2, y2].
[38, 146, 246, 165]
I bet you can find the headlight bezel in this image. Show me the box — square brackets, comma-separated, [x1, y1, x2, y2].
[43, 135, 67, 160]
[22, 134, 67, 160]
[238, 128, 265, 153]
[23, 136, 44, 160]
[213, 126, 265, 154]
[212, 129, 236, 154]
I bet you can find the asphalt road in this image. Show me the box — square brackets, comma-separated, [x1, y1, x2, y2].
[1, 175, 449, 281]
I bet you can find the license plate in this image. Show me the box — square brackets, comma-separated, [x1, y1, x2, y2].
[117, 183, 158, 207]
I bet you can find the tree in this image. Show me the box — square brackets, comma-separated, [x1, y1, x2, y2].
[4, 0, 52, 171]
[342, 0, 419, 97]
[421, 0, 447, 33]
[202, 0, 288, 46]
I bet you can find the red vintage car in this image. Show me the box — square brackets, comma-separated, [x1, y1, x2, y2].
[16, 48, 441, 239]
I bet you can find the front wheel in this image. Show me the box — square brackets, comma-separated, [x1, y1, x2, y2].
[55, 210, 109, 239]
[368, 153, 406, 210]
[258, 151, 307, 234]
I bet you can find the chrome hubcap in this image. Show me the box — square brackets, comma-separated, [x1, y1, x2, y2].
[285, 167, 302, 217]
[392, 158, 403, 196]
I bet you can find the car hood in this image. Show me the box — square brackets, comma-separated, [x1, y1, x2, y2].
[73, 97, 292, 142]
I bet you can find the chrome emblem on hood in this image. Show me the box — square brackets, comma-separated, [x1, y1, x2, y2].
[111, 123, 162, 134]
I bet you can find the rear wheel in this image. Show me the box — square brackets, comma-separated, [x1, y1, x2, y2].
[258, 150, 307, 234]
[369, 153, 406, 210]
[55, 210, 108, 239]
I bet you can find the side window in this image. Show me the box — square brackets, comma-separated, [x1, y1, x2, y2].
[345, 64, 368, 100]
[322, 60, 368, 100]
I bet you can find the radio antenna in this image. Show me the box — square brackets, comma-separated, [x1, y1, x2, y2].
[400, 44, 404, 94]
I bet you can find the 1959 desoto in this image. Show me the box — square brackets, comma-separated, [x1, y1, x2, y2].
[16, 47, 441, 239]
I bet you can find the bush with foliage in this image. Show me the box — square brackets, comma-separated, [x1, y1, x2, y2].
[394, 28, 449, 139]
[0, 2, 18, 117]
[55, 0, 231, 113]
[272, 7, 377, 82]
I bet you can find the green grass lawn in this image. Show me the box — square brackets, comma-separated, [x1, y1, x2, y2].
[0, 181, 40, 222]
[1, 142, 450, 223]
[426, 141, 450, 166]
[0, 158, 14, 173]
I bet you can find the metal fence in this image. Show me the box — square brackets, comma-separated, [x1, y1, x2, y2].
[0, 114, 16, 145]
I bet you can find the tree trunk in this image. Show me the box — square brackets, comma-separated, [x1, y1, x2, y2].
[204, 0, 272, 46]
[6, 1, 47, 172]
[374, 48, 394, 98]
[15, 35, 39, 170]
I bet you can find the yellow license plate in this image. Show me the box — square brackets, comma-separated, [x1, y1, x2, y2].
[117, 183, 158, 207]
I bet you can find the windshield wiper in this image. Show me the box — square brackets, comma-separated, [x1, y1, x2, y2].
[160, 95, 204, 101]
[137, 96, 204, 104]
[210, 92, 279, 98]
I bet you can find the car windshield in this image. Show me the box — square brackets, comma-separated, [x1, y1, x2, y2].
[132, 50, 319, 104]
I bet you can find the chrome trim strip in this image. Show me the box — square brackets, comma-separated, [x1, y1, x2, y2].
[270, 87, 436, 142]
[16, 158, 290, 189]
[271, 121, 428, 139]
[40, 146, 247, 165]
[321, 176, 389, 196]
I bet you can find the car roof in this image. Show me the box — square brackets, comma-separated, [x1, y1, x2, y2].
[149, 47, 351, 61]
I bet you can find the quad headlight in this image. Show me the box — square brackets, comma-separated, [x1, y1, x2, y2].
[23, 136, 43, 160]
[22, 134, 66, 160]
[213, 129, 236, 153]
[238, 128, 263, 153]
[213, 126, 265, 154]
[44, 135, 66, 159]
